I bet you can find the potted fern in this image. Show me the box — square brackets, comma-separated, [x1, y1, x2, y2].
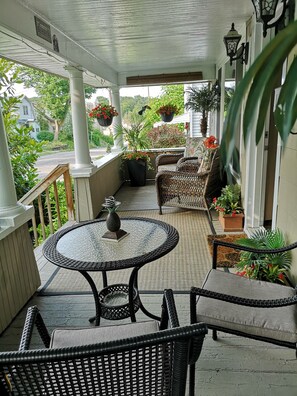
[235, 229, 292, 284]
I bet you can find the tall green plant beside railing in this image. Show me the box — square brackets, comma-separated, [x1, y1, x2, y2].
[35, 180, 73, 245]
[20, 164, 75, 247]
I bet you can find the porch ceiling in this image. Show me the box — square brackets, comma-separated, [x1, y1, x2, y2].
[0, 0, 254, 87]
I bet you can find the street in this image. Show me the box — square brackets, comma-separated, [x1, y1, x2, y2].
[36, 148, 106, 178]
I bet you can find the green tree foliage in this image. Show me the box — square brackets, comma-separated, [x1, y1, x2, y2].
[0, 58, 43, 198]
[17, 66, 96, 140]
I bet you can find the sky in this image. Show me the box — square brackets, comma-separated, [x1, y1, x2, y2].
[13, 83, 162, 100]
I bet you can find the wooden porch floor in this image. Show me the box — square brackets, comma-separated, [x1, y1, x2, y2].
[1, 182, 297, 395]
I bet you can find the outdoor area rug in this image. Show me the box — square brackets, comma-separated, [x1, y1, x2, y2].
[207, 233, 247, 268]
[39, 209, 212, 295]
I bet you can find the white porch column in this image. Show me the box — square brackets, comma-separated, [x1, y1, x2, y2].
[0, 106, 25, 218]
[111, 86, 123, 149]
[65, 66, 95, 175]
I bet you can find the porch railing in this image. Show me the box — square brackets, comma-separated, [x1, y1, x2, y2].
[20, 163, 75, 246]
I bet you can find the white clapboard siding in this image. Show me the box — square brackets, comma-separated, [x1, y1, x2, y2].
[0, 223, 40, 334]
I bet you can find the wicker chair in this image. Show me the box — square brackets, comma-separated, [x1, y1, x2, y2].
[155, 137, 203, 172]
[189, 239, 297, 396]
[156, 148, 222, 215]
[0, 290, 207, 396]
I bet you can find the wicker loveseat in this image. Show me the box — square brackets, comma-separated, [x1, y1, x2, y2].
[0, 289, 207, 396]
[156, 148, 223, 215]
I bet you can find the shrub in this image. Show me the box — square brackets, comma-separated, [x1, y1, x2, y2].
[147, 125, 186, 148]
[91, 130, 114, 147]
[37, 131, 54, 141]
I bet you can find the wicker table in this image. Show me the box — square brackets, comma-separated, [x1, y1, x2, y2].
[43, 217, 179, 325]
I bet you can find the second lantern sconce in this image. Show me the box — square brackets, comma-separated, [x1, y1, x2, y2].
[223, 23, 249, 66]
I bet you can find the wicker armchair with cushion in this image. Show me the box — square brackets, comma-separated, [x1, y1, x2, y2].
[189, 238, 297, 396]
[156, 137, 203, 172]
[156, 148, 222, 215]
[0, 289, 207, 396]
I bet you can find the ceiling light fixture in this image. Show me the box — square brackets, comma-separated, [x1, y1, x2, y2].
[223, 24, 249, 66]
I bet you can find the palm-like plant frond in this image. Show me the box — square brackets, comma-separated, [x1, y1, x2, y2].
[221, 20, 297, 174]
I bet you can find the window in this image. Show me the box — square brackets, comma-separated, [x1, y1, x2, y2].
[23, 105, 29, 115]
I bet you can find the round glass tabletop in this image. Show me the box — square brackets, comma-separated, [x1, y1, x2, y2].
[43, 217, 179, 272]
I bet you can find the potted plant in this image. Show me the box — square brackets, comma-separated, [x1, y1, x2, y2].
[221, 20, 297, 176]
[235, 228, 292, 284]
[185, 84, 220, 137]
[115, 120, 151, 186]
[89, 103, 119, 127]
[156, 104, 179, 123]
[210, 184, 244, 231]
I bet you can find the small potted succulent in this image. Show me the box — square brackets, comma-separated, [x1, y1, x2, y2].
[89, 103, 119, 127]
[210, 184, 244, 231]
[156, 104, 179, 123]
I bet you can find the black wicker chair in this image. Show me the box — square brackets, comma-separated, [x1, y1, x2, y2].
[0, 289, 207, 396]
[189, 239, 297, 396]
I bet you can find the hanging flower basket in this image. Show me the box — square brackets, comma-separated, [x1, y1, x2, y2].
[89, 103, 118, 127]
[161, 112, 174, 122]
[97, 116, 113, 127]
[156, 104, 179, 123]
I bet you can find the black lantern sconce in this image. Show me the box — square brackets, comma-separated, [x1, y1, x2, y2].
[223, 23, 249, 66]
[251, 0, 288, 37]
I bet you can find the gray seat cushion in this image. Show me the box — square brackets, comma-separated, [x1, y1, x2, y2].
[196, 269, 297, 343]
[158, 164, 177, 172]
[50, 320, 159, 348]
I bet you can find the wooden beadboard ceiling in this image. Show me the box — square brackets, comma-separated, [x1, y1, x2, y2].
[0, 0, 254, 86]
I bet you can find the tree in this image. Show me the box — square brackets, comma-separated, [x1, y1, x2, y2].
[0, 58, 43, 198]
[185, 84, 220, 137]
[17, 67, 96, 140]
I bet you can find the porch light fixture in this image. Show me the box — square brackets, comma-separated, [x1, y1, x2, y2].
[223, 23, 249, 66]
[251, 0, 287, 37]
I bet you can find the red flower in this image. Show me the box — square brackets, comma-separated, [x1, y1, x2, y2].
[278, 273, 284, 280]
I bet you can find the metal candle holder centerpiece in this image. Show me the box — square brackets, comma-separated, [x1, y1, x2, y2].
[102, 196, 128, 241]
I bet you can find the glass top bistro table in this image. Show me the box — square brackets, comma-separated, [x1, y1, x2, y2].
[43, 217, 179, 326]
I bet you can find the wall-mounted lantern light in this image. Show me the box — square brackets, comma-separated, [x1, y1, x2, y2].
[223, 23, 249, 66]
[251, 0, 288, 37]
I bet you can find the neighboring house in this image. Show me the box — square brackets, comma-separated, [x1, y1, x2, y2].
[16, 96, 40, 140]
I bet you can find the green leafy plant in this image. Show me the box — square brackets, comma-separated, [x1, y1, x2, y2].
[185, 84, 220, 137]
[235, 229, 292, 284]
[34, 180, 74, 245]
[221, 20, 297, 175]
[210, 184, 243, 215]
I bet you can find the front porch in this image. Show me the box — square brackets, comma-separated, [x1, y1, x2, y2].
[1, 181, 296, 396]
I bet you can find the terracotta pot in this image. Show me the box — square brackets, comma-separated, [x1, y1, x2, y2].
[161, 112, 174, 122]
[97, 116, 113, 127]
[218, 212, 244, 232]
